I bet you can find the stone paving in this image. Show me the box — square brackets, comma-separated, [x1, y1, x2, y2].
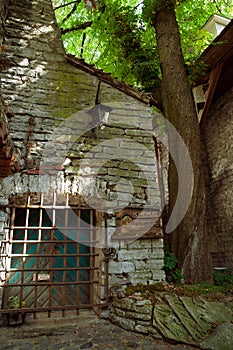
[0, 311, 198, 350]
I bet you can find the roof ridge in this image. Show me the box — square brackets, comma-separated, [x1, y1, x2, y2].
[66, 54, 158, 106]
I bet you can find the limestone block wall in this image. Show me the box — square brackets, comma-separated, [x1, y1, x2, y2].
[110, 293, 233, 347]
[108, 239, 164, 287]
[1, 0, 98, 172]
[204, 87, 233, 270]
[0, 0, 165, 307]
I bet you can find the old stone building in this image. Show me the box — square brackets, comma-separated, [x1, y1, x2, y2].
[0, 0, 165, 318]
[0, 0, 232, 324]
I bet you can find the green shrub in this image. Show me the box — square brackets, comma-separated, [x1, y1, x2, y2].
[163, 244, 184, 283]
[213, 269, 233, 286]
[163, 248, 178, 272]
[8, 296, 26, 309]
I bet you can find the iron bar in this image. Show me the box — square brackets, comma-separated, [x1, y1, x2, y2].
[2, 267, 98, 272]
[7, 253, 97, 257]
[5, 227, 97, 231]
[0, 301, 106, 314]
[2, 280, 99, 287]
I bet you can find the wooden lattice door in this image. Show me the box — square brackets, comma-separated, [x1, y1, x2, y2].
[2, 194, 99, 316]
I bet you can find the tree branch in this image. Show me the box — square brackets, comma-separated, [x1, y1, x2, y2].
[61, 21, 93, 35]
[213, 0, 223, 14]
[80, 32, 86, 58]
[62, 3, 78, 24]
[54, 0, 81, 11]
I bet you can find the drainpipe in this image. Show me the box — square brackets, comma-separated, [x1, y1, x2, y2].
[153, 136, 165, 235]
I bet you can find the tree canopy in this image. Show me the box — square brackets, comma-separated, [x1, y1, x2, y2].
[52, 0, 233, 91]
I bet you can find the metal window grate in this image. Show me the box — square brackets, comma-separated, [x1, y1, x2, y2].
[1, 193, 100, 318]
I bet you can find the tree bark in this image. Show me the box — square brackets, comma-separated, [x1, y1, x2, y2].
[153, 3, 212, 283]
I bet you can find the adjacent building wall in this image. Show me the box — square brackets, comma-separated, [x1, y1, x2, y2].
[204, 87, 233, 270]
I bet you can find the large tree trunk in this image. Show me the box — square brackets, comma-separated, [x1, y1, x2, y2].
[153, 3, 212, 283]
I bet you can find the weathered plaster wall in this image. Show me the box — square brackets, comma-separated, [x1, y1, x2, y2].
[204, 87, 233, 270]
[0, 0, 165, 307]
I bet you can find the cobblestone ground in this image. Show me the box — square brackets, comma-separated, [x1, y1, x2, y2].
[0, 311, 198, 350]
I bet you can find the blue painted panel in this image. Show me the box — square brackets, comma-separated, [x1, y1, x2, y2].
[8, 208, 92, 306]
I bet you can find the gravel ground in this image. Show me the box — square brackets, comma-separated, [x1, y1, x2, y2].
[0, 311, 199, 350]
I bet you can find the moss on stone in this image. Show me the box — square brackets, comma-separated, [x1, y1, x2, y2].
[125, 282, 233, 303]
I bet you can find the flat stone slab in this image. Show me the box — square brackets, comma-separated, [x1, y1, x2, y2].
[153, 295, 233, 345]
[201, 323, 233, 350]
[110, 293, 233, 347]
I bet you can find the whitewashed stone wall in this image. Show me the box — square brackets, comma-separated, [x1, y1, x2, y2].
[0, 0, 165, 307]
[108, 239, 165, 287]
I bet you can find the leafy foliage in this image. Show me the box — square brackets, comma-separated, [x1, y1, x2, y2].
[52, 0, 233, 91]
[163, 244, 178, 271]
[213, 269, 233, 286]
[8, 296, 26, 309]
[163, 244, 184, 283]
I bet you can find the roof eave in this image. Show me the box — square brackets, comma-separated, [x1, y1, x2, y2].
[66, 54, 159, 107]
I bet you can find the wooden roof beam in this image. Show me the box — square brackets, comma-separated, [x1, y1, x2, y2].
[200, 62, 223, 128]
